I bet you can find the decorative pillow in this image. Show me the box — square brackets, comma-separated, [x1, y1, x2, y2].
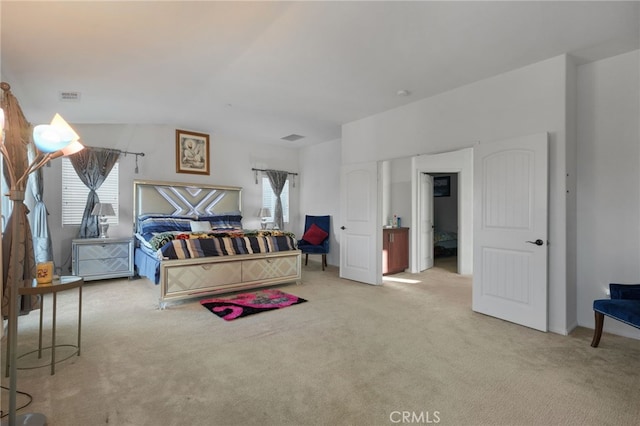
[139, 217, 192, 235]
[302, 223, 328, 245]
[200, 214, 243, 230]
[190, 220, 212, 233]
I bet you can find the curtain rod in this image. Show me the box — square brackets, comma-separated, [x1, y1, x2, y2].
[121, 150, 145, 174]
[251, 167, 298, 186]
[95, 148, 146, 174]
[84, 146, 146, 158]
[121, 150, 145, 157]
[251, 167, 298, 176]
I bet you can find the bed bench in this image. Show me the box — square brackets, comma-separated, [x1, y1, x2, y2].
[591, 283, 640, 347]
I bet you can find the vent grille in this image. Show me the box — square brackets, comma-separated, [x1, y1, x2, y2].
[59, 91, 81, 101]
[281, 134, 305, 142]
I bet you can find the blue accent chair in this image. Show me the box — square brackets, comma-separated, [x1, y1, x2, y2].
[591, 283, 640, 347]
[298, 215, 330, 271]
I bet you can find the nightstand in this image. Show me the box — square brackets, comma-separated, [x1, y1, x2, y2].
[71, 237, 134, 281]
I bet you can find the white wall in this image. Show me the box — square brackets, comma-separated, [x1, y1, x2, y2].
[565, 56, 578, 333]
[342, 55, 571, 334]
[576, 50, 640, 339]
[43, 124, 300, 274]
[381, 160, 391, 226]
[298, 138, 341, 266]
[388, 157, 412, 228]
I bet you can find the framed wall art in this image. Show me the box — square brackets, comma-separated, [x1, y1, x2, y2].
[433, 176, 451, 197]
[175, 129, 210, 175]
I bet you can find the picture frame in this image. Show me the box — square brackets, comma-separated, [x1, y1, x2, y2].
[433, 176, 451, 197]
[175, 129, 210, 175]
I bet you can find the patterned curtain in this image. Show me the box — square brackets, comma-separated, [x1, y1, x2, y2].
[265, 169, 288, 231]
[69, 147, 120, 238]
[27, 143, 53, 263]
[1, 82, 37, 317]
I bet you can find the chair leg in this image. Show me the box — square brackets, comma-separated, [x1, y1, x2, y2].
[305, 253, 308, 266]
[591, 311, 605, 348]
[321, 254, 326, 271]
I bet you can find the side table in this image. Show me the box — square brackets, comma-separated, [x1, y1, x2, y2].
[71, 237, 134, 281]
[4, 276, 83, 376]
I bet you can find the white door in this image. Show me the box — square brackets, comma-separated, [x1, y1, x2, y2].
[473, 133, 548, 331]
[340, 162, 381, 285]
[419, 173, 434, 271]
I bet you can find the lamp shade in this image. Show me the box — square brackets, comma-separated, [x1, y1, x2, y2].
[61, 140, 85, 156]
[258, 207, 271, 217]
[50, 113, 80, 142]
[32, 113, 80, 153]
[33, 124, 72, 152]
[91, 203, 115, 217]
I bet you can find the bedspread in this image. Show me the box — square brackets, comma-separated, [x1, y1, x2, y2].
[155, 230, 298, 260]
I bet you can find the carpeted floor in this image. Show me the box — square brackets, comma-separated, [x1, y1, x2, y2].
[2, 259, 639, 426]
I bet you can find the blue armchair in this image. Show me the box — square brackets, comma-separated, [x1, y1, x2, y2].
[591, 283, 640, 347]
[298, 215, 330, 271]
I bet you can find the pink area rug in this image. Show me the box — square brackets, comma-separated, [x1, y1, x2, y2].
[200, 289, 306, 321]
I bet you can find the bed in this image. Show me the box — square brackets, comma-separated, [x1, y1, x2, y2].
[133, 179, 301, 308]
[434, 230, 457, 257]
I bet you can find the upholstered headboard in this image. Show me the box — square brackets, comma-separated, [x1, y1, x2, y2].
[132, 179, 242, 231]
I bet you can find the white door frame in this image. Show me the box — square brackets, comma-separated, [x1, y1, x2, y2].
[419, 173, 434, 271]
[411, 148, 474, 275]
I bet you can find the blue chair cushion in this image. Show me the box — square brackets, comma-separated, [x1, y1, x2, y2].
[593, 299, 640, 330]
[298, 241, 328, 254]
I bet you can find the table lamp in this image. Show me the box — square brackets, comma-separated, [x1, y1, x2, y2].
[91, 203, 116, 238]
[258, 207, 271, 230]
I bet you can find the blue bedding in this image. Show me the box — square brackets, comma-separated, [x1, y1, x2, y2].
[135, 244, 162, 284]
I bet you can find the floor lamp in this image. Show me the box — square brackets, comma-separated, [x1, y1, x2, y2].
[0, 105, 84, 426]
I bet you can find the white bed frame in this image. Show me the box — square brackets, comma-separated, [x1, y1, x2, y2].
[133, 179, 301, 308]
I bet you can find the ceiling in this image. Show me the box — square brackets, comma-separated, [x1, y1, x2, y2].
[1, 1, 638, 147]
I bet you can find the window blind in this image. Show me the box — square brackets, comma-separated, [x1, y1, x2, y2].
[62, 158, 119, 226]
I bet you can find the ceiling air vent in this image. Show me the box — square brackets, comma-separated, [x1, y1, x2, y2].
[281, 134, 305, 142]
[59, 91, 81, 101]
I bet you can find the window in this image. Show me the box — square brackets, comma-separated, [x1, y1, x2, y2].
[62, 158, 119, 226]
[262, 177, 289, 223]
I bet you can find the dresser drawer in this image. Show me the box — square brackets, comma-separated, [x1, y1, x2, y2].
[165, 261, 242, 293]
[242, 256, 299, 281]
[77, 257, 131, 276]
[72, 238, 134, 281]
[77, 242, 129, 260]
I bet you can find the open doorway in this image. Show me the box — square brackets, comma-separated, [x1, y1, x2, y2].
[410, 148, 473, 276]
[430, 173, 459, 273]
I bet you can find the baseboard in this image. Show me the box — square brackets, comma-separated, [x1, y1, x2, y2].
[577, 322, 640, 341]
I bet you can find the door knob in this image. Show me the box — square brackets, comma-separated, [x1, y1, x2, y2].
[526, 239, 544, 246]
[340, 226, 346, 230]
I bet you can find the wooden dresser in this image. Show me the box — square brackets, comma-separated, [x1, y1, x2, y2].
[382, 227, 409, 275]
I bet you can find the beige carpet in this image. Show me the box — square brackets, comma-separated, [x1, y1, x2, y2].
[2, 259, 639, 426]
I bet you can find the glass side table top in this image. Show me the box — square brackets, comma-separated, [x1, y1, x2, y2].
[20, 276, 84, 295]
